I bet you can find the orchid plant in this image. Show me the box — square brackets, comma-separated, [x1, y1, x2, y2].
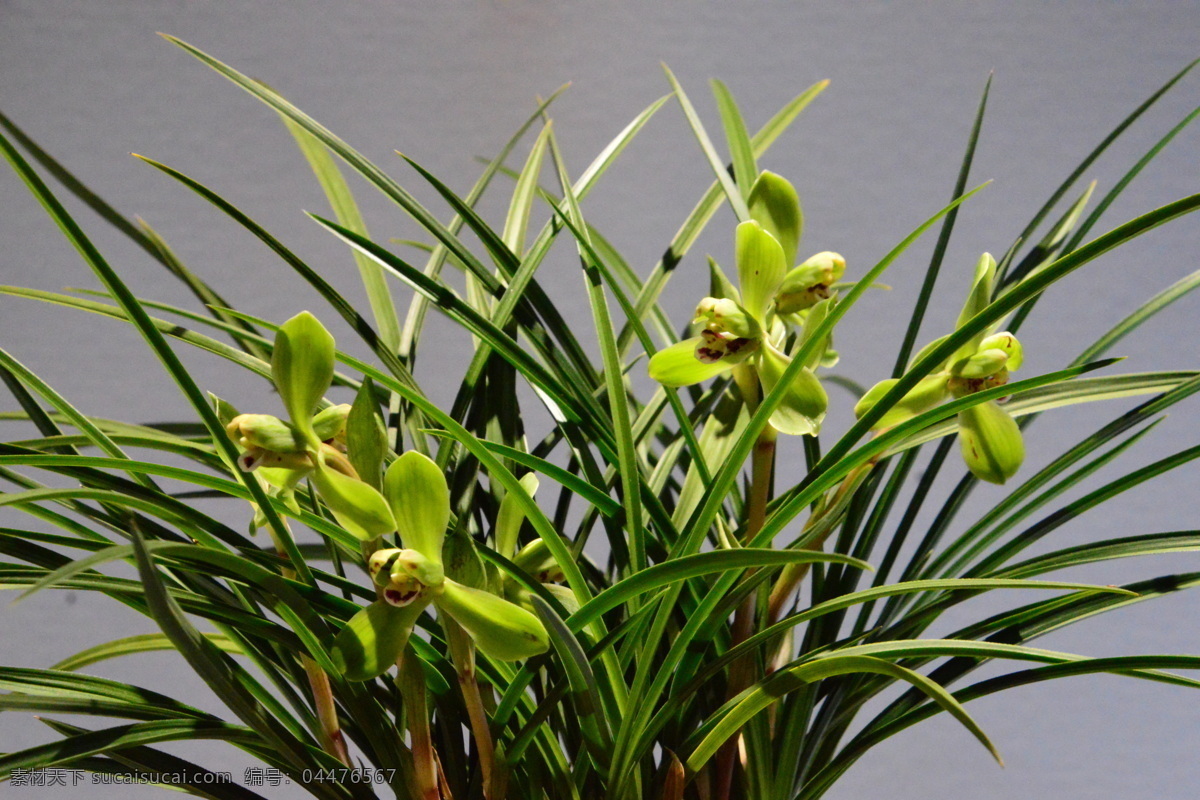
[1, 35, 1199, 800]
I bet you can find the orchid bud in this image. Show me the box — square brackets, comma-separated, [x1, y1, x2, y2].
[978, 332, 1023, 371]
[368, 548, 405, 587]
[776, 252, 847, 314]
[513, 539, 566, 584]
[957, 401, 1024, 485]
[495, 473, 540, 559]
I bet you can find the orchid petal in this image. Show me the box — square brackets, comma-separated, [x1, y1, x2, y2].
[383, 451, 450, 562]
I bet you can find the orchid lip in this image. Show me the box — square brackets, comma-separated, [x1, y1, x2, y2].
[238, 449, 265, 472]
[383, 587, 422, 607]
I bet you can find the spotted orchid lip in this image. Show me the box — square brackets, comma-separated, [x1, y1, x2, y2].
[383, 587, 422, 607]
[238, 449, 265, 472]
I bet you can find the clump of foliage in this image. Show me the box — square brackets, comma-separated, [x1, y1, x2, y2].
[1, 36, 1199, 800]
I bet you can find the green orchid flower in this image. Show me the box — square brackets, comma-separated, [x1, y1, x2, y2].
[647, 171, 840, 436]
[331, 452, 551, 681]
[854, 253, 1026, 484]
[225, 312, 395, 540]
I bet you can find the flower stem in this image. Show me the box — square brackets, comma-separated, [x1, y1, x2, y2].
[267, 515, 352, 767]
[765, 460, 876, 628]
[445, 617, 497, 799]
[399, 648, 440, 800]
[715, 417, 777, 800]
[301, 656, 351, 767]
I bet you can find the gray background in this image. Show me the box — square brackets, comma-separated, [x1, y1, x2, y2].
[1, 1, 1199, 798]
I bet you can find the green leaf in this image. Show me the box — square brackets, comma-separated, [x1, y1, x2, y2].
[531, 596, 615, 770]
[544, 128, 648, 573]
[1000, 54, 1200, 284]
[434, 435, 619, 517]
[281, 112, 402, 353]
[0, 719, 263, 779]
[710, 78, 757, 203]
[891, 73, 991, 376]
[126, 522, 320, 778]
[383, 451, 450, 561]
[503, 122, 553, 255]
[661, 64, 751, 221]
[747, 170, 802, 267]
[569, 548, 872, 632]
[1074, 266, 1200, 366]
[331, 598, 430, 681]
[684, 655, 1000, 772]
[272, 311, 336, 445]
[51, 633, 243, 672]
[436, 579, 549, 661]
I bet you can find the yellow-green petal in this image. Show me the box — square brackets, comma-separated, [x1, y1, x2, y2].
[979, 331, 1023, 371]
[736, 220, 787, 323]
[854, 374, 950, 430]
[272, 311, 336, 445]
[951, 348, 1010, 379]
[310, 464, 396, 541]
[797, 296, 837, 370]
[331, 598, 429, 681]
[648, 337, 737, 387]
[227, 414, 306, 453]
[512, 539, 565, 583]
[758, 344, 827, 436]
[747, 171, 802, 267]
[953, 253, 997, 361]
[312, 403, 352, 443]
[708, 256, 741, 303]
[383, 451, 450, 562]
[436, 579, 549, 661]
[957, 401, 1024, 484]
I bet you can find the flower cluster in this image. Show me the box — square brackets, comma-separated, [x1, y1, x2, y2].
[224, 312, 550, 681]
[854, 252, 1026, 483]
[648, 172, 843, 436]
[648, 177, 1027, 484]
